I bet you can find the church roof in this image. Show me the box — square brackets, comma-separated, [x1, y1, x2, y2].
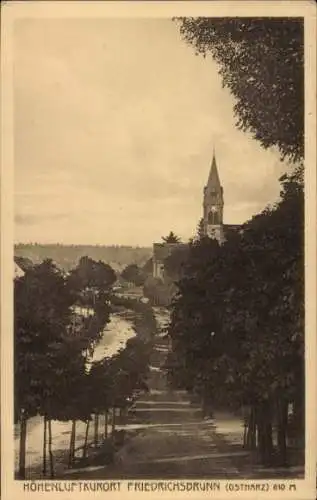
[206, 150, 221, 190]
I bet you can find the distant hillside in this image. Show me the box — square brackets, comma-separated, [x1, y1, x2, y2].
[14, 244, 153, 273]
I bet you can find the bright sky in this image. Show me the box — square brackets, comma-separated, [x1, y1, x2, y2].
[14, 18, 288, 246]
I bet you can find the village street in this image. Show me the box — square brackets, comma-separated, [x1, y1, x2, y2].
[14, 298, 304, 481]
[11, 15, 309, 497]
[64, 308, 304, 480]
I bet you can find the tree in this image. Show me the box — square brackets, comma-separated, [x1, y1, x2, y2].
[121, 264, 145, 286]
[85, 335, 150, 452]
[87, 359, 115, 450]
[68, 257, 116, 303]
[176, 18, 304, 163]
[14, 259, 81, 478]
[195, 218, 205, 241]
[110, 338, 150, 411]
[162, 232, 181, 244]
[15, 257, 113, 478]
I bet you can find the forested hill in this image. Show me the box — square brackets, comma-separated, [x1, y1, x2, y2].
[14, 243, 152, 273]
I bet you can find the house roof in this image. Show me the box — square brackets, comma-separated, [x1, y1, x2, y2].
[14, 262, 25, 279]
[14, 256, 34, 272]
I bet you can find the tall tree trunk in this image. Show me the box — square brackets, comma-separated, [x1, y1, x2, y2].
[18, 413, 27, 479]
[104, 411, 108, 439]
[68, 423, 74, 468]
[293, 389, 305, 446]
[68, 420, 76, 468]
[42, 415, 47, 476]
[244, 410, 250, 448]
[48, 419, 54, 479]
[247, 406, 257, 450]
[94, 414, 99, 448]
[83, 420, 90, 458]
[264, 421, 273, 463]
[277, 398, 288, 466]
[72, 420, 77, 462]
[243, 420, 248, 448]
[257, 401, 273, 466]
[111, 407, 116, 436]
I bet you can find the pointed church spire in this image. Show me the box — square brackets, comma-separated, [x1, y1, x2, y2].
[207, 147, 221, 189]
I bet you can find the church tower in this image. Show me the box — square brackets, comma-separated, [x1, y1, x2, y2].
[203, 149, 225, 243]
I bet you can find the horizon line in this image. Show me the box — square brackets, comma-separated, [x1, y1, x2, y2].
[14, 242, 156, 248]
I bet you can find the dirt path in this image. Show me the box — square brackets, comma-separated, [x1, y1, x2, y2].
[64, 309, 251, 479]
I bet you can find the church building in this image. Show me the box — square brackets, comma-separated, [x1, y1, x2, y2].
[203, 149, 225, 243]
[152, 149, 240, 279]
[202, 149, 240, 243]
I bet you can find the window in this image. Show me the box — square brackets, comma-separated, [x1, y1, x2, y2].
[208, 209, 219, 225]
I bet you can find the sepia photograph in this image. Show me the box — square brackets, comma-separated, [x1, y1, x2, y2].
[1, 1, 316, 498]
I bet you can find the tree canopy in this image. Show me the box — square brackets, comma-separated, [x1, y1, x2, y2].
[162, 231, 182, 244]
[121, 264, 146, 286]
[14, 259, 86, 422]
[176, 17, 304, 163]
[68, 256, 116, 298]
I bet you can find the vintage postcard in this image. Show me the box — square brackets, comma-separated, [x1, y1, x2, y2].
[1, 1, 316, 499]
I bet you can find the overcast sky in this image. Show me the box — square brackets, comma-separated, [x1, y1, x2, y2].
[14, 18, 288, 246]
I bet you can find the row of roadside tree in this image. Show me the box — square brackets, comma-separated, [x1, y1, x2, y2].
[15, 256, 152, 478]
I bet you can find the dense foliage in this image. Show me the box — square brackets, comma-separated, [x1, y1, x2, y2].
[167, 167, 304, 465]
[15, 259, 91, 478]
[169, 17, 305, 466]
[164, 245, 190, 282]
[89, 337, 150, 412]
[176, 17, 304, 163]
[121, 264, 146, 286]
[68, 256, 116, 297]
[15, 259, 81, 422]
